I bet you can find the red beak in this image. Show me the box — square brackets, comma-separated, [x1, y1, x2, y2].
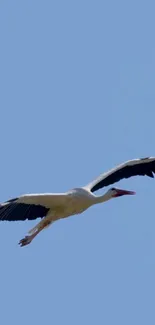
[114, 188, 136, 197]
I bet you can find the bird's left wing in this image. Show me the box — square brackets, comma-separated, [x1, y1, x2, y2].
[0, 193, 68, 221]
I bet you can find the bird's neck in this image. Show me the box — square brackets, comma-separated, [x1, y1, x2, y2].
[94, 192, 112, 204]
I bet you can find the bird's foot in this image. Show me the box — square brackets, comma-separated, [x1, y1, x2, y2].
[18, 228, 40, 247]
[18, 235, 33, 247]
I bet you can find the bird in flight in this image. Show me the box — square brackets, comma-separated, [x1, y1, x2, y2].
[0, 157, 155, 247]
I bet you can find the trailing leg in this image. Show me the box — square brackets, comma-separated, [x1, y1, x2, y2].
[18, 217, 53, 247]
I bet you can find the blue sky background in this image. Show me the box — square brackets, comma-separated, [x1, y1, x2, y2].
[0, 1, 155, 324]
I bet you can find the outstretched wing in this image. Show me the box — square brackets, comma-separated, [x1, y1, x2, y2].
[0, 193, 67, 221]
[85, 157, 155, 192]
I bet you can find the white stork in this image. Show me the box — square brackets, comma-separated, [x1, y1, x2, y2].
[0, 157, 155, 247]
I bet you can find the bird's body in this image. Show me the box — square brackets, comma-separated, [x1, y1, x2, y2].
[1, 157, 155, 247]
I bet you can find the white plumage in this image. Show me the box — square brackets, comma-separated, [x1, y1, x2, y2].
[0, 157, 155, 247]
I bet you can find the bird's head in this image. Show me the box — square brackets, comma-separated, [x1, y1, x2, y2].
[109, 187, 136, 198]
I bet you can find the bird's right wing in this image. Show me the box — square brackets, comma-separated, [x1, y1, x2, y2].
[0, 193, 68, 221]
[85, 157, 155, 192]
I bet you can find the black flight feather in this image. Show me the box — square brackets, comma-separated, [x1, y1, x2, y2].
[0, 201, 49, 221]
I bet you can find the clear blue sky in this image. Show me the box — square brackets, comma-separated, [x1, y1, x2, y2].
[0, 1, 155, 324]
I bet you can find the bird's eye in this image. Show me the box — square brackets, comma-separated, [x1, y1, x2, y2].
[111, 188, 115, 190]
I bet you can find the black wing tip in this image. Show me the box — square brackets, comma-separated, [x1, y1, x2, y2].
[1, 197, 17, 206]
[6, 197, 18, 203]
[140, 157, 150, 160]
